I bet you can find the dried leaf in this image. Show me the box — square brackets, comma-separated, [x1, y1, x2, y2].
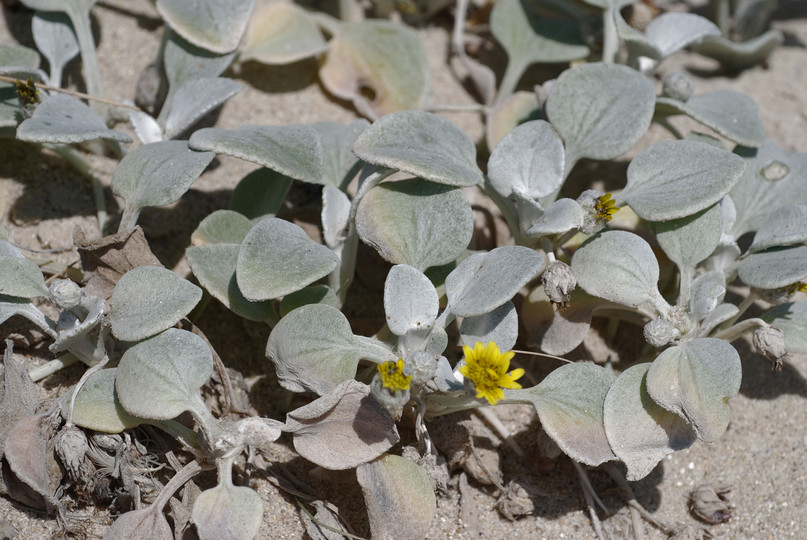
[0, 340, 39, 459]
[4, 414, 59, 509]
[102, 507, 173, 540]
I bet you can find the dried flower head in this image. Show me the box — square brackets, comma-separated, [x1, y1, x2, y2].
[459, 342, 524, 405]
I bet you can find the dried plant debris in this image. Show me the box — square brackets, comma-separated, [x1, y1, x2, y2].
[0, 340, 39, 458]
[689, 484, 733, 524]
[496, 477, 546, 521]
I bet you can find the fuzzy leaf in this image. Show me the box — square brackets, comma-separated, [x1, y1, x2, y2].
[286, 380, 399, 470]
[445, 246, 545, 317]
[523, 287, 603, 355]
[488, 120, 564, 200]
[643, 12, 720, 58]
[108, 266, 202, 341]
[163, 77, 242, 139]
[604, 363, 696, 481]
[545, 63, 655, 168]
[356, 178, 473, 272]
[645, 338, 741, 443]
[102, 508, 173, 540]
[191, 209, 253, 245]
[572, 231, 659, 307]
[65, 368, 142, 433]
[352, 111, 482, 187]
[736, 246, 807, 290]
[762, 301, 807, 354]
[460, 301, 518, 352]
[278, 285, 339, 317]
[156, 0, 254, 54]
[193, 484, 263, 540]
[656, 90, 765, 147]
[266, 304, 395, 395]
[508, 362, 617, 466]
[0, 256, 47, 299]
[384, 265, 439, 337]
[164, 31, 236, 99]
[236, 217, 338, 301]
[357, 455, 436, 540]
[115, 329, 213, 421]
[31, 12, 79, 86]
[4, 415, 54, 504]
[312, 120, 368, 188]
[229, 168, 293, 219]
[239, 2, 327, 64]
[320, 20, 429, 119]
[322, 186, 351, 249]
[0, 296, 56, 337]
[622, 140, 745, 221]
[654, 203, 723, 271]
[16, 94, 132, 144]
[749, 204, 807, 252]
[692, 30, 783, 72]
[0, 341, 39, 458]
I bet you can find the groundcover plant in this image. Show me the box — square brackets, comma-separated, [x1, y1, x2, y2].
[0, 0, 806, 538]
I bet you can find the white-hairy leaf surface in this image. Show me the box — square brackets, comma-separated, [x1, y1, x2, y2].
[101, 507, 172, 540]
[523, 287, 603, 355]
[622, 140, 745, 221]
[604, 363, 696, 481]
[163, 31, 236, 99]
[322, 186, 351, 249]
[66, 368, 142, 433]
[750, 204, 807, 252]
[654, 203, 723, 270]
[312, 120, 368, 188]
[460, 301, 518, 352]
[644, 12, 720, 58]
[488, 120, 565, 200]
[736, 245, 807, 289]
[193, 484, 263, 540]
[163, 77, 242, 139]
[356, 179, 473, 272]
[239, 1, 327, 64]
[108, 266, 202, 341]
[445, 246, 545, 318]
[266, 304, 395, 395]
[572, 231, 659, 307]
[646, 339, 741, 443]
[762, 301, 807, 353]
[384, 265, 439, 337]
[0, 256, 47, 299]
[156, 0, 254, 54]
[16, 94, 132, 144]
[527, 198, 585, 237]
[115, 329, 213, 421]
[31, 12, 78, 86]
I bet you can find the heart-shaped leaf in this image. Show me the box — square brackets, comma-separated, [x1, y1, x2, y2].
[384, 264, 439, 337]
[239, 2, 328, 65]
[646, 338, 741, 443]
[572, 231, 659, 307]
[31, 11, 79, 86]
[357, 455, 436, 540]
[266, 304, 395, 395]
[488, 120, 564, 200]
[163, 31, 236, 101]
[115, 328, 213, 421]
[750, 204, 807, 252]
[621, 140, 745, 221]
[654, 203, 723, 271]
[656, 90, 765, 147]
[356, 178, 473, 272]
[460, 301, 518, 353]
[320, 20, 430, 119]
[285, 380, 399, 470]
[156, 0, 254, 54]
[111, 140, 215, 231]
[545, 63, 655, 170]
[736, 245, 807, 290]
[193, 484, 263, 540]
[16, 94, 132, 144]
[352, 111, 483, 187]
[604, 363, 697, 481]
[445, 246, 545, 318]
[65, 368, 142, 433]
[236, 217, 338, 301]
[508, 362, 617, 466]
[762, 301, 807, 354]
[163, 77, 242, 139]
[229, 168, 293, 219]
[108, 266, 202, 341]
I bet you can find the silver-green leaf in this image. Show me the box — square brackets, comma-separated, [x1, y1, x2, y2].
[156, 0, 254, 54]
[736, 246, 807, 290]
[16, 94, 132, 144]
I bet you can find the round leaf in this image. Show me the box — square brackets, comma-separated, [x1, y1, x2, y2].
[460, 301, 518, 352]
[654, 203, 723, 270]
[102, 508, 172, 540]
[108, 266, 202, 341]
[66, 368, 142, 433]
[545, 63, 655, 167]
[644, 12, 720, 58]
[357, 455, 436, 540]
[622, 140, 746, 221]
[193, 484, 263, 540]
[191, 209, 253, 245]
[31, 11, 79, 86]
[604, 363, 697, 481]
[320, 20, 430, 119]
[16, 94, 132, 144]
[352, 111, 483, 187]
[0, 256, 47, 298]
[646, 338, 741, 443]
[750, 204, 807, 252]
[163, 77, 242, 140]
[156, 0, 254, 54]
[488, 120, 565, 200]
[229, 168, 293, 219]
[356, 178, 473, 272]
[164, 31, 236, 99]
[266, 304, 395, 395]
[523, 287, 603, 356]
[236, 218, 338, 301]
[445, 246, 545, 317]
[736, 245, 807, 290]
[115, 328, 213, 421]
[384, 264, 439, 337]
[239, 2, 328, 65]
[571, 231, 659, 307]
[762, 301, 807, 354]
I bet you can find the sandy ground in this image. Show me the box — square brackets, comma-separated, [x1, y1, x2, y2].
[1, 0, 807, 538]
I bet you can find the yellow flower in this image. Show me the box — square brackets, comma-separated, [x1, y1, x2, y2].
[458, 342, 524, 405]
[377, 359, 412, 392]
[595, 192, 619, 222]
[787, 281, 807, 296]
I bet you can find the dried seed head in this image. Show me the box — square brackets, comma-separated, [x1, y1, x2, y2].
[689, 484, 732, 524]
[662, 72, 694, 102]
[55, 424, 92, 483]
[753, 325, 790, 371]
[48, 279, 83, 310]
[542, 260, 576, 308]
[644, 318, 676, 347]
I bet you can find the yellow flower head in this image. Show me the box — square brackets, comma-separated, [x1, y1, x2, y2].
[377, 359, 412, 392]
[595, 192, 619, 222]
[787, 281, 807, 296]
[458, 342, 524, 405]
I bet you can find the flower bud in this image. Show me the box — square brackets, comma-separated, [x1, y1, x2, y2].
[753, 325, 790, 371]
[662, 71, 694, 102]
[542, 260, 576, 308]
[48, 279, 83, 310]
[404, 351, 437, 387]
[577, 190, 619, 234]
[644, 318, 675, 347]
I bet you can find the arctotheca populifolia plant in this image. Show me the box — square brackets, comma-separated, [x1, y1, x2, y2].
[1, 0, 806, 538]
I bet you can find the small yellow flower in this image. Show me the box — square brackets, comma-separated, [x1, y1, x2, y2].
[458, 342, 524, 405]
[787, 281, 807, 296]
[595, 192, 619, 222]
[377, 359, 412, 392]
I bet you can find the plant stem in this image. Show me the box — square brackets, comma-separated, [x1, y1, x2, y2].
[602, 8, 619, 64]
[0, 75, 141, 111]
[677, 265, 693, 308]
[720, 289, 758, 329]
[151, 459, 210, 513]
[28, 353, 80, 382]
[712, 317, 766, 342]
[495, 58, 528, 105]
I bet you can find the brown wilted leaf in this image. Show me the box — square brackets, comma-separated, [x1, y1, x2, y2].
[689, 484, 733, 524]
[3, 414, 60, 511]
[0, 339, 39, 459]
